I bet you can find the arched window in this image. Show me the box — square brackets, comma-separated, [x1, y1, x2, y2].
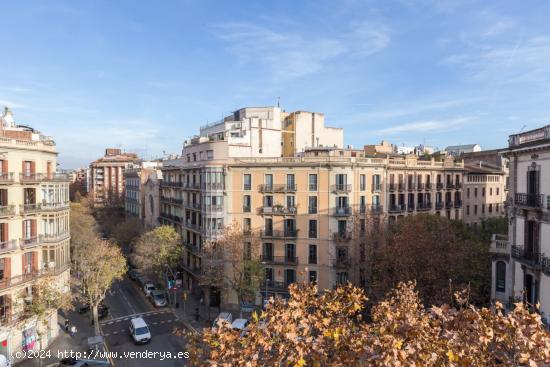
[496, 261, 506, 292]
[149, 195, 154, 214]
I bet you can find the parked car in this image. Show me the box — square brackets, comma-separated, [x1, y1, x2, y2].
[129, 317, 151, 344]
[128, 269, 140, 281]
[143, 283, 157, 297]
[212, 312, 233, 330]
[150, 290, 167, 307]
[230, 318, 249, 331]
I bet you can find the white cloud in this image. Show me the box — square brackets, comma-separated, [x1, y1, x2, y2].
[361, 97, 482, 120]
[377, 117, 475, 134]
[0, 98, 25, 108]
[210, 21, 390, 79]
[482, 19, 515, 37]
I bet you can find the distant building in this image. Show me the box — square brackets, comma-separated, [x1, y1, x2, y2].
[89, 148, 139, 206]
[0, 107, 71, 363]
[142, 169, 162, 230]
[123, 161, 162, 222]
[490, 125, 550, 323]
[364, 140, 393, 156]
[445, 144, 482, 157]
[69, 167, 88, 201]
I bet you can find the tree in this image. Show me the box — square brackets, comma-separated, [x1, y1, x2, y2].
[214, 221, 264, 314]
[132, 225, 182, 282]
[188, 282, 550, 366]
[111, 216, 144, 251]
[70, 202, 98, 274]
[76, 239, 127, 335]
[367, 214, 491, 306]
[20, 274, 72, 362]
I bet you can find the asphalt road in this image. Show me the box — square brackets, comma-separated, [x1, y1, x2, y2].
[101, 277, 188, 366]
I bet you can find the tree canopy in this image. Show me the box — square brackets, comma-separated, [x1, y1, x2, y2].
[188, 282, 550, 366]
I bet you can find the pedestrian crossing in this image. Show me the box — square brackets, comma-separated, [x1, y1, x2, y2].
[100, 309, 173, 325]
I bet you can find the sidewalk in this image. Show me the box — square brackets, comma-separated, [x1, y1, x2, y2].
[170, 289, 216, 333]
[16, 307, 95, 366]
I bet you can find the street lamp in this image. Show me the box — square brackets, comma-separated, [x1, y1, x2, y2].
[261, 261, 269, 308]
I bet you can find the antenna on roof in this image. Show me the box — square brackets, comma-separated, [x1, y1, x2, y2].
[520, 124, 527, 132]
[277, 97, 280, 108]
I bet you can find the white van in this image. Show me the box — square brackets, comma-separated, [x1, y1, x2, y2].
[129, 317, 151, 344]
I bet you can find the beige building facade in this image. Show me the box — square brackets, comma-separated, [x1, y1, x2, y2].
[0, 108, 71, 363]
[123, 162, 162, 222]
[490, 125, 550, 324]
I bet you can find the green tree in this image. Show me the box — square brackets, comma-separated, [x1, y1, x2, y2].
[133, 225, 182, 282]
[368, 214, 491, 306]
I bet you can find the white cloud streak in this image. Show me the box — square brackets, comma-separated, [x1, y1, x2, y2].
[210, 21, 390, 79]
[377, 117, 475, 134]
[0, 98, 25, 108]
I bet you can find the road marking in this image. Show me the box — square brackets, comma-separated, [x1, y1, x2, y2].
[100, 309, 173, 325]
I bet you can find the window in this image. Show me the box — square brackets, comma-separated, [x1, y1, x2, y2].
[206, 150, 214, 160]
[0, 294, 8, 320]
[360, 174, 366, 191]
[308, 220, 317, 238]
[286, 195, 295, 209]
[264, 174, 273, 188]
[336, 272, 348, 285]
[243, 174, 251, 190]
[263, 195, 273, 207]
[466, 188, 470, 198]
[308, 270, 317, 283]
[474, 205, 478, 215]
[285, 269, 296, 285]
[335, 174, 347, 190]
[489, 204, 493, 213]
[264, 218, 273, 235]
[23, 219, 35, 239]
[466, 205, 470, 215]
[263, 243, 273, 261]
[496, 261, 506, 292]
[265, 268, 274, 281]
[309, 174, 317, 191]
[372, 174, 381, 191]
[285, 243, 296, 262]
[481, 204, 485, 214]
[243, 218, 251, 233]
[360, 196, 366, 212]
[286, 174, 295, 190]
[243, 195, 251, 212]
[308, 244, 317, 264]
[244, 242, 252, 260]
[496, 187, 500, 195]
[0, 258, 5, 279]
[474, 188, 478, 197]
[490, 188, 493, 196]
[308, 196, 317, 214]
[482, 188, 486, 197]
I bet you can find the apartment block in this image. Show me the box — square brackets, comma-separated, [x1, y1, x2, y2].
[89, 148, 139, 206]
[463, 150, 508, 226]
[160, 106, 466, 311]
[0, 108, 71, 361]
[490, 125, 550, 323]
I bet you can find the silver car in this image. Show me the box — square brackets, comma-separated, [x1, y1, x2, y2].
[150, 290, 167, 307]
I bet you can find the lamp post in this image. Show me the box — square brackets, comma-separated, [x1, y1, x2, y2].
[261, 261, 269, 308]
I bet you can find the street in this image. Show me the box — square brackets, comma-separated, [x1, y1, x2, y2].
[100, 277, 188, 366]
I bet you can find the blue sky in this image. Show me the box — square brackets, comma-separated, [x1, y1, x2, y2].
[1, 0, 550, 168]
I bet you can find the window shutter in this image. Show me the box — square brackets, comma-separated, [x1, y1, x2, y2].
[4, 257, 11, 278]
[1, 160, 7, 173]
[32, 252, 38, 272]
[22, 161, 26, 176]
[30, 161, 36, 174]
[31, 220, 36, 237]
[22, 253, 26, 273]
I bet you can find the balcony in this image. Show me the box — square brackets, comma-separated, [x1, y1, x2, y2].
[426, 183, 433, 190]
[209, 204, 224, 212]
[41, 232, 71, 243]
[184, 183, 201, 190]
[0, 271, 40, 292]
[185, 221, 200, 232]
[20, 203, 42, 215]
[388, 183, 397, 192]
[181, 263, 201, 278]
[308, 206, 317, 214]
[40, 203, 69, 212]
[331, 184, 351, 193]
[260, 255, 298, 265]
[511, 245, 543, 269]
[20, 236, 40, 249]
[20, 173, 42, 184]
[160, 213, 183, 223]
[489, 234, 509, 256]
[416, 202, 432, 211]
[332, 231, 352, 242]
[407, 203, 415, 212]
[0, 239, 17, 254]
[162, 181, 184, 188]
[265, 280, 292, 292]
[0, 172, 14, 184]
[160, 196, 184, 205]
[436, 183, 444, 190]
[455, 183, 462, 189]
[372, 183, 381, 192]
[454, 200, 462, 208]
[398, 183, 405, 192]
[388, 204, 405, 213]
[0, 205, 16, 217]
[259, 184, 297, 193]
[445, 201, 453, 209]
[204, 182, 224, 190]
[417, 183, 425, 190]
[242, 205, 251, 213]
[435, 202, 444, 210]
[334, 256, 351, 267]
[260, 206, 297, 215]
[370, 204, 383, 214]
[184, 202, 201, 211]
[309, 184, 318, 191]
[514, 193, 543, 209]
[408, 184, 415, 192]
[261, 230, 298, 239]
[446, 183, 455, 190]
[333, 206, 352, 216]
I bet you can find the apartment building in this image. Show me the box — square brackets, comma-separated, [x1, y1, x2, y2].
[142, 169, 162, 230]
[462, 150, 508, 226]
[159, 106, 467, 311]
[0, 108, 71, 361]
[386, 154, 464, 222]
[490, 125, 550, 323]
[123, 161, 162, 221]
[69, 167, 88, 201]
[89, 148, 139, 206]
[445, 143, 482, 157]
